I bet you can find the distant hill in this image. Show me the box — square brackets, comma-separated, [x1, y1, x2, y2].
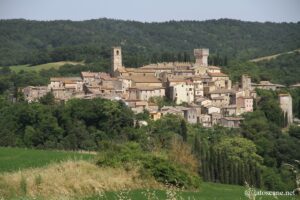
[0, 18, 300, 66]
[225, 51, 300, 85]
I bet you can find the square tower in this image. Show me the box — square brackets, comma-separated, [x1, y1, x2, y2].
[194, 48, 209, 66]
[241, 74, 252, 90]
[112, 47, 122, 73]
[279, 94, 293, 126]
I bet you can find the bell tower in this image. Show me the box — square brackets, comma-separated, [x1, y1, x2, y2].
[112, 46, 122, 74]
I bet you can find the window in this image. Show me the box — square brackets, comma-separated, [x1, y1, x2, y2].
[116, 50, 119, 55]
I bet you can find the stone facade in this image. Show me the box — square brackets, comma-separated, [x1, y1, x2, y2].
[279, 93, 293, 125]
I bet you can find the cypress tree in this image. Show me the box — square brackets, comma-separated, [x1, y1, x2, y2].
[217, 151, 223, 183]
[229, 162, 234, 184]
[238, 162, 244, 185]
[206, 149, 211, 181]
[234, 163, 239, 184]
[180, 119, 188, 142]
[245, 163, 250, 185]
[223, 151, 229, 184]
[255, 165, 262, 188]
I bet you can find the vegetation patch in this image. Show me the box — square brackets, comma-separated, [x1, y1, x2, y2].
[0, 160, 161, 200]
[96, 142, 201, 190]
[0, 147, 94, 173]
[2, 61, 84, 73]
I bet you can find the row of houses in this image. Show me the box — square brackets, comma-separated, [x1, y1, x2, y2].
[23, 47, 295, 128]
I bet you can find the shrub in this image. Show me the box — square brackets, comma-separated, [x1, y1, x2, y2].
[96, 142, 201, 189]
[143, 157, 201, 189]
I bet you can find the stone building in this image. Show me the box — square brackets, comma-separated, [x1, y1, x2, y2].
[22, 86, 49, 102]
[22, 46, 266, 128]
[252, 81, 285, 91]
[194, 48, 209, 67]
[279, 93, 293, 125]
[169, 81, 194, 104]
[128, 87, 165, 101]
[111, 46, 123, 76]
[241, 74, 252, 91]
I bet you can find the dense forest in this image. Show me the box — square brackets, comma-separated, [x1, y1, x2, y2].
[0, 18, 300, 67]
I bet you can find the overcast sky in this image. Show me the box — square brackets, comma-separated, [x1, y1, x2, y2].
[0, 0, 299, 22]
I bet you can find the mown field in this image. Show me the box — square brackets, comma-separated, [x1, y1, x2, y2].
[85, 184, 298, 200]
[0, 147, 95, 173]
[1, 61, 83, 73]
[0, 147, 298, 200]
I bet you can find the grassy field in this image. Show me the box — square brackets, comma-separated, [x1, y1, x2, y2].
[1, 61, 83, 73]
[0, 147, 95, 173]
[85, 183, 298, 200]
[0, 147, 298, 200]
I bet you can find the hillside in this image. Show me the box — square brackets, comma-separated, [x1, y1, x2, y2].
[1, 61, 84, 73]
[225, 51, 300, 85]
[0, 18, 300, 67]
[250, 48, 300, 62]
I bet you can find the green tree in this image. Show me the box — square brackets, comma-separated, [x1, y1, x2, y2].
[180, 119, 188, 142]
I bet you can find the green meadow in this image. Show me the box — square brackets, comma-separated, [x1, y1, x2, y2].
[0, 147, 94, 173]
[85, 184, 297, 200]
[1, 61, 83, 73]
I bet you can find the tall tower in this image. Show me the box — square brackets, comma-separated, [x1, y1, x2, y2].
[279, 93, 293, 126]
[194, 48, 209, 66]
[241, 74, 252, 90]
[112, 47, 122, 74]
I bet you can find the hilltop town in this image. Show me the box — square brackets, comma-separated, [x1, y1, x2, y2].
[23, 47, 293, 128]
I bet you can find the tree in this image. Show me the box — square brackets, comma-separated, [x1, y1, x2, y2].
[215, 137, 263, 164]
[180, 119, 188, 142]
[39, 92, 55, 105]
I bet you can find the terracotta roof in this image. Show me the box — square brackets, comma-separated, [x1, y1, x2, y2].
[208, 66, 221, 69]
[237, 96, 253, 99]
[200, 74, 211, 79]
[129, 86, 164, 91]
[50, 77, 82, 82]
[130, 75, 161, 83]
[211, 96, 225, 100]
[208, 72, 228, 77]
[191, 77, 202, 81]
[222, 117, 244, 121]
[126, 68, 156, 73]
[175, 106, 189, 111]
[64, 80, 79, 84]
[65, 85, 76, 89]
[209, 89, 234, 94]
[102, 77, 119, 81]
[141, 62, 192, 70]
[117, 67, 127, 73]
[222, 105, 237, 109]
[81, 72, 97, 77]
[174, 69, 194, 73]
